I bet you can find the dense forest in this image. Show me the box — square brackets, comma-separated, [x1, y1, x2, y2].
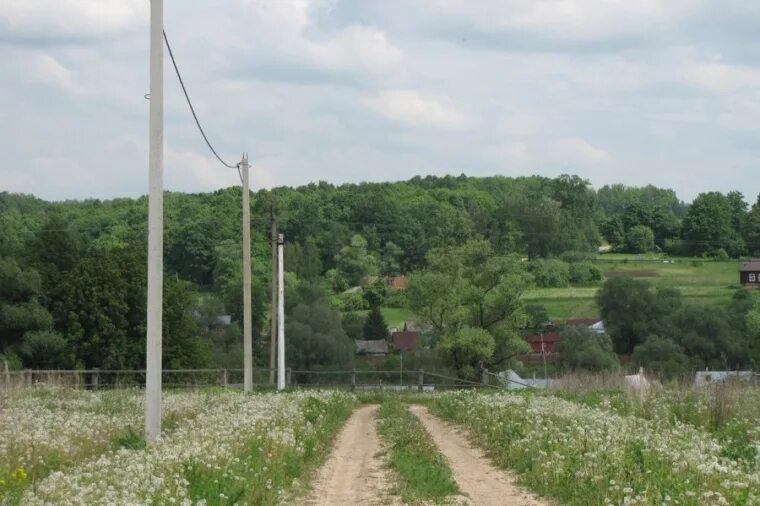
[2, 174, 760, 378]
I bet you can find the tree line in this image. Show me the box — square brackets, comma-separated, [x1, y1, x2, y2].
[3, 174, 760, 376]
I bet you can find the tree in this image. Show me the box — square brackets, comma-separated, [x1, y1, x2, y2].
[20, 330, 67, 369]
[408, 240, 531, 375]
[363, 306, 388, 341]
[682, 192, 744, 257]
[557, 327, 618, 372]
[632, 336, 691, 378]
[335, 234, 379, 286]
[438, 327, 495, 380]
[0, 258, 54, 361]
[597, 278, 659, 354]
[625, 225, 654, 253]
[380, 241, 404, 277]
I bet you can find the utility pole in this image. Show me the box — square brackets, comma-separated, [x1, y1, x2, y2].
[145, 0, 164, 443]
[277, 233, 286, 391]
[241, 154, 253, 393]
[269, 213, 278, 385]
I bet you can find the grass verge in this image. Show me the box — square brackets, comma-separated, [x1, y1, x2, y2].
[377, 399, 458, 504]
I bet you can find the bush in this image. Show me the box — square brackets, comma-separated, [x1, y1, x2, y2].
[383, 288, 408, 308]
[709, 248, 729, 261]
[632, 335, 692, 378]
[529, 259, 570, 288]
[331, 291, 368, 311]
[20, 331, 67, 369]
[568, 262, 602, 286]
[559, 251, 596, 263]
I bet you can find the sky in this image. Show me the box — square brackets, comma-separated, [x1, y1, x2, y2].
[1, 0, 760, 202]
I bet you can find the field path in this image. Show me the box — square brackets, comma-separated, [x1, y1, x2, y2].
[306, 404, 397, 505]
[409, 405, 549, 506]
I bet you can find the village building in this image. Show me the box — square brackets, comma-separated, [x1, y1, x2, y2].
[739, 259, 760, 287]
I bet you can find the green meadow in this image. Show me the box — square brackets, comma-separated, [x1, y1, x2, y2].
[525, 256, 748, 321]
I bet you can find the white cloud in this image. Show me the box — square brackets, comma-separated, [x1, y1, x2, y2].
[683, 62, 760, 92]
[554, 137, 610, 164]
[0, 0, 147, 41]
[28, 52, 80, 92]
[425, 0, 698, 41]
[312, 25, 403, 74]
[238, 0, 403, 77]
[165, 146, 240, 193]
[366, 90, 469, 130]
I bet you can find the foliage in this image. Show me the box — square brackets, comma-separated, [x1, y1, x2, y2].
[567, 262, 602, 286]
[362, 306, 388, 341]
[433, 391, 760, 506]
[377, 400, 458, 503]
[682, 191, 745, 257]
[557, 327, 619, 372]
[529, 259, 570, 288]
[335, 234, 378, 286]
[631, 336, 692, 378]
[408, 240, 531, 375]
[438, 327, 495, 379]
[624, 225, 655, 253]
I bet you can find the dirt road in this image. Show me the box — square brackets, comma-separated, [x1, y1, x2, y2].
[410, 405, 549, 506]
[305, 404, 396, 505]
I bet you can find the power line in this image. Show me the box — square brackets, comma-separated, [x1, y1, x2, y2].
[162, 29, 239, 171]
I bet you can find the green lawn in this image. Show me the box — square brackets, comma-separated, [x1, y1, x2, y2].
[526, 258, 748, 321]
[380, 307, 417, 329]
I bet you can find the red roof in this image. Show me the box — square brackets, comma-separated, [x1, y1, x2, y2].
[392, 331, 420, 351]
[524, 332, 561, 353]
[388, 276, 409, 289]
[525, 333, 561, 343]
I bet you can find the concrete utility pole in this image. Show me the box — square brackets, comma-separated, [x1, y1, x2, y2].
[241, 154, 253, 393]
[277, 233, 286, 391]
[145, 0, 164, 443]
[269, 214, 278, 385]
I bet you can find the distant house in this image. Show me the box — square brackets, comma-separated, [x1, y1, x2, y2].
[387, 276, 409, 289]
[355, 340, 388, 356]
[520, 332, 561, 364]
[566, 319, 605, 334]
[740, 259, 760, 287]
[403, 320, 421, 332]
[391, 331, 420, 351]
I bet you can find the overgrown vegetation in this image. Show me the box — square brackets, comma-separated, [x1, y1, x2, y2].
[432, 390, 760, 506]
[377, 398, 458, 503]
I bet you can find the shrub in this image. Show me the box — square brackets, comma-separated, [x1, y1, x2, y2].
[529, 259, 570, 288]
[568, 262, 602, 286]
[331, 291, 367, 311]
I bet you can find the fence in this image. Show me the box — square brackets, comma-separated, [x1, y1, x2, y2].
[1, 367, 505, 392]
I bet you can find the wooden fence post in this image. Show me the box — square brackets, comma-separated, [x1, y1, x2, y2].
[2, 361, 9, 389]
[222, 369, 228, 388]
[351, 369, 356, 392]
[24, 369, 32, 388]
[91, 368, 100, 390]
[481, 368, 488, 386]
[418, 369, 424, 393]
[286, 368, 292, 387]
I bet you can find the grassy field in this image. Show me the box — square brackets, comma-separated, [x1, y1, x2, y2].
[525, 256, 748, 321]
[380, 306, 417, 329]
